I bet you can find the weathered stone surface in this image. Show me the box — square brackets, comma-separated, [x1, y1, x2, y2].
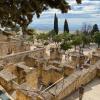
[41, 62, 98, 100]
[0, 48, 45, 64]
[0, 40, 30, 56]
[0, 69, 17, 92]
[50, 47, 62, 62]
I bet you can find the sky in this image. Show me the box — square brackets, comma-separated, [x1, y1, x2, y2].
[29, 0, 100, 32]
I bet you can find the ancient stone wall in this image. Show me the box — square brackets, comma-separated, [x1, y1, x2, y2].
[96, 61, 100, 77]
[0, 41, 30, 56]
[16, 90, 31, 100]
[50, 48, 62, 61]
[41, 64, 97, 100]
[0, 48, 45, 64]
[71, 55, 85, 67]
[0, 34, 8, 41]
[0, 42, 8, 56]
[24, 56, 37, 67]
[64, 66, 74, 76]
[97, 68, 100, 77]
[26, 70, 38, 89]
[41, 69, 62, 86]
[0, 77, 14, 92]
[55, 67, 97, 100]
[92, 54, 100, 64]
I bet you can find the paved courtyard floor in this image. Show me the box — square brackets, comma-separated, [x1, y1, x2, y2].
[64, 78, 100, 100]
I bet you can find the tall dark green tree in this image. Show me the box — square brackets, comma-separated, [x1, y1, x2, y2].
[91, 24, 99, 36]
[64, 19, 69, 33]
[54, 14, 59, 34]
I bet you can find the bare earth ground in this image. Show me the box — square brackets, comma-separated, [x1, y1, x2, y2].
[64, 78, 100, 100]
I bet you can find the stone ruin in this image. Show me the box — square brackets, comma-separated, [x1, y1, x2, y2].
[0, 37, 100, 100]
[0, 33, 30, 56]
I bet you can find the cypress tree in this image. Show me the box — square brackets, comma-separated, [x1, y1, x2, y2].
[91, 24, 99, 36]
[64, 19, 69, 33]
[54, 14, 59, 34]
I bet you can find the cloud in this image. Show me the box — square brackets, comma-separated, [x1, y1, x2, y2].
[30, 0, 100, 31]
[40, 0, 100, 18]
[69, 0, 100, 14]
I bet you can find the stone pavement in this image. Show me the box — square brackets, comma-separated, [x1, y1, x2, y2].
[64, 78, 100, 100]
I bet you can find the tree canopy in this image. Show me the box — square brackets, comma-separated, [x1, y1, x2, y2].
[72, 35, 82, 50]
[60, 41, 72, 51]
[0, 0, 82, 34]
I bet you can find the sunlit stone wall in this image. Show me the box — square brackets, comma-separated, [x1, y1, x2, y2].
[0, 48, 45, 64]
[0, 40, 30, 56]
[41, 64, 97, 100]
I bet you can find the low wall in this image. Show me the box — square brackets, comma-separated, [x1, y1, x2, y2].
[55, 67, 97, 100]
[41, 64, 97, 100]
[0, 41, 30, 56]
[0, 48, 45, 64]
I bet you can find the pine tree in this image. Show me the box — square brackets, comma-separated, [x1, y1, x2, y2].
[54, 14, 59, 34]
[64, 19, 69, 33]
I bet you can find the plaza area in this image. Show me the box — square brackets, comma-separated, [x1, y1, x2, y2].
[65, 78, 100, 100]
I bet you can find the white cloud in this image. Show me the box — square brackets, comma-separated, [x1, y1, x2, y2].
[40, 0, 100, 18]
[30, 0, 100, 31]
[69, 0, 100, 14]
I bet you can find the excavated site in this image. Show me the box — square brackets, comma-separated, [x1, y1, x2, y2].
[0, 33, 100, 100]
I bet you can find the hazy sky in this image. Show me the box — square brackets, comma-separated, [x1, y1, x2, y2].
[29, 0, 100, 32]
